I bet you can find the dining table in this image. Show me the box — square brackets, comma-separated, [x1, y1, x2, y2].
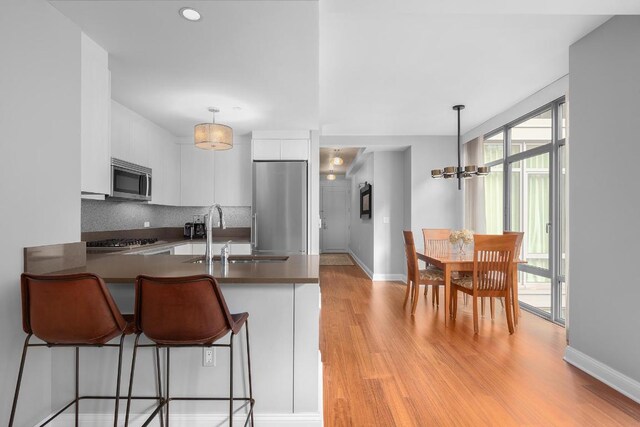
[416, 248, 526, 325]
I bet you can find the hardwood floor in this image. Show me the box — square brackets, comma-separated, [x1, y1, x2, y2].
[319, 263, 640, 426]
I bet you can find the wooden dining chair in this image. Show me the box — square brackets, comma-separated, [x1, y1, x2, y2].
[403, 231, 444, 315]
[504, 231, 524, 324]
[481, 231, 524, 322]
[451, 234, 518, 334]
[421, 229, 449, 305]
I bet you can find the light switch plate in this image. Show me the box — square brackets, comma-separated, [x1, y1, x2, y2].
[383, 216, 390, 224]
[144, 221, 150, 228]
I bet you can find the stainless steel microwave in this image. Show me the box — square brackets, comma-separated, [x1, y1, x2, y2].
[110, 158, 152, 201]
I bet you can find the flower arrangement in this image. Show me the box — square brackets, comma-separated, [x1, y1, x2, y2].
[449, 229, 474, 254]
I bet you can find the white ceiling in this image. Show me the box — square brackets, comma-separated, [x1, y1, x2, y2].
[52, 0, 319, 137]
[51, 0, 640, 137]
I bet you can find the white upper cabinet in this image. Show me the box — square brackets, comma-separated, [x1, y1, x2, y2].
[281, 139, 310, 160]
[252, 139, 282, 160]
[110, 100, 151, 168]
[181, 144, 215, 206]
[251, 131, 310, 161]
[162, 142, 181, 205]
[112, 100, 180, 205]
[214, 143, 251, 206]
[80, 33, 111, 195]
[110, 101, 131, 162]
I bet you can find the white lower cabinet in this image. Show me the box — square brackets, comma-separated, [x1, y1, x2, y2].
[176, 242, 251, 256]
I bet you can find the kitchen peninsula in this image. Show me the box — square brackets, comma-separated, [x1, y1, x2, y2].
[24, 244, 321, 426]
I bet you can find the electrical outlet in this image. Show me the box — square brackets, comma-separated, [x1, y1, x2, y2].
[203, 348, 216, 367]
[144, 221, 150, 228]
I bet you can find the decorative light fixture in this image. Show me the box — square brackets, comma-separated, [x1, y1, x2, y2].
[327, 170, 336, 181]
[194, 108, 233, 151]
[332, 149, 344, 166]
[431, 105, 489, 189]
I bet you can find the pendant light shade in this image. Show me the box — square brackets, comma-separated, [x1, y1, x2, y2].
[195, 108, 233, 150]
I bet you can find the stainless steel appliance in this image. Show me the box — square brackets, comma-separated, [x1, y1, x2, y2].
[110, 158, 152, 201]
[252, 161, 307, 254]
[86, 238, 160, 254]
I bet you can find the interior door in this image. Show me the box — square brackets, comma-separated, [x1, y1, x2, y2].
[320, 186, 349, 253]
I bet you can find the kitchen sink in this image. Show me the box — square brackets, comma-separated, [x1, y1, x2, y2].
[188, 255, 289, 264]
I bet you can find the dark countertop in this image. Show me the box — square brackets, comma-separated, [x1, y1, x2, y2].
[54, 253, 319, 284]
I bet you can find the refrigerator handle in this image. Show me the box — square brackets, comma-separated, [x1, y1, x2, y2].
[252, 213, 258, 249]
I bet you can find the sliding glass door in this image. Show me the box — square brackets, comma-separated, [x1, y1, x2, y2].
[483, 99, 566, 324]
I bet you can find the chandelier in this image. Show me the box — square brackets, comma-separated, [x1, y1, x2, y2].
[431, 105, 489, 189]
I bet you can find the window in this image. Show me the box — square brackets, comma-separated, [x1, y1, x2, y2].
[481, 98, 566, 324]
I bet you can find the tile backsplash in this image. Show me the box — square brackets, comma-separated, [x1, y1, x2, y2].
[82, 200, 251, 232]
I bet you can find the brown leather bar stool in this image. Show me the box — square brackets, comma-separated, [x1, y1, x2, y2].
[126, 274, 254, 427]
[10, 273, 138, 427]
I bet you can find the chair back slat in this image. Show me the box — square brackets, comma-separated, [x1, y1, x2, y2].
[403, 231, 420, 283]
[473, 234, 518, 292]
[422, 228, 450, 258]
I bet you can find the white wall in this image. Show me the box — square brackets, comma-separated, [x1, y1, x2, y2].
[0, 0, 81, 424]
[565, 16, 640, 400]
[373, 152, 405, 279]
[348, 154, 375, 274]
[323, 135, 462, 277]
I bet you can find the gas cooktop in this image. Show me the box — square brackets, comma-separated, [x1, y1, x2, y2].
[87, 238, 159, 250]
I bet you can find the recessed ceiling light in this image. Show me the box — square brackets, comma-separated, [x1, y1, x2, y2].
[179, 7, 201, 22]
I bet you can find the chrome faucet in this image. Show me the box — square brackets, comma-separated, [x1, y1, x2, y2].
[221, 240, 231, 268]
[205, 204, 226, 265]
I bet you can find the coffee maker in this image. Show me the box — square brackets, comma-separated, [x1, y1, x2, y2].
[184, 215, 206, 239]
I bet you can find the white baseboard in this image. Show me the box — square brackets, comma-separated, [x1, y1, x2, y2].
[46, 412, 322, 427]
[372, 273, 406, 282]
[564, 346, 640, 404]
[347, 249, 373, 279]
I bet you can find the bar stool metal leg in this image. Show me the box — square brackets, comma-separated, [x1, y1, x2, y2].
[75, 346, 80, 427]
[166, 347, 170, 427]
[245, 321, 254, 427]
[8, 334, 31, 427]
[155, 347, 165, 427]
[114, 334, 125, 427]
[229, 334, 234, 427]
[125, 334, 141, 426]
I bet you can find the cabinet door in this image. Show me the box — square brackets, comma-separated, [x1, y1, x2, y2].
[80, 33, 111, 194]
[164, 141, 181, 206]
[129, 115, 150, 167]
[280, 139, 309, 160]
[181, 144, 215, 206]
[214, 143, 251, 206]
[148, 135, 164, 204]
[191, 243, 206, 255]
[173, 243, 193, 255]
[230, 243, 252, 255]
[252, 139, 281, 160]
[110, 101, 131, 162]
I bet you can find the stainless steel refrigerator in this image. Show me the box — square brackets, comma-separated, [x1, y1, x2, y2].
[252, 161, 307, 254]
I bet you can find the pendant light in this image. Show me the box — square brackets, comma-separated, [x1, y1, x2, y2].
[332, 149, 344, 166]
[327, 170, 336, 181]
[431, 105, 489, 189]
[194, 108, 233, 150]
